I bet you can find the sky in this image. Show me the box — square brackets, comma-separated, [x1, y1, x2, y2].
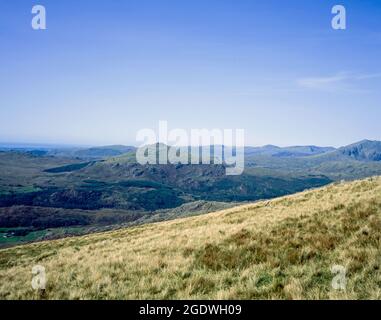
[0, 0, 380, 147]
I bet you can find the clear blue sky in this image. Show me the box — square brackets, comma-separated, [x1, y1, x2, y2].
[0, 0, 380, 147]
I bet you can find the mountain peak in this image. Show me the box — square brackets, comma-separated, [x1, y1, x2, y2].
[339, 140, 381, 161]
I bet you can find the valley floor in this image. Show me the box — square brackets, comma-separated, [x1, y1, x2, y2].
[0, 177, 381, 299]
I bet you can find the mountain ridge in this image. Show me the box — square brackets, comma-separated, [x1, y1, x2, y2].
[1, 139, 381, 247]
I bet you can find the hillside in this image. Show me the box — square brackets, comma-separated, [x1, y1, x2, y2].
[1, 176, 380, 299]
[1, 141, 381, 247]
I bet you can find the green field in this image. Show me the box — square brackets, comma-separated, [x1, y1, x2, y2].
[0, 227, 85, 247]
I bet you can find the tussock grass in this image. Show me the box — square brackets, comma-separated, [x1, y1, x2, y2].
[0, 177, 381, 299]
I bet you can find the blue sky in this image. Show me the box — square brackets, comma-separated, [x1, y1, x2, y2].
[0, 0, 380, 147]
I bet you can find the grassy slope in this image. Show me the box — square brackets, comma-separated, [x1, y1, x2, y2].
[0, 177, 381, 300]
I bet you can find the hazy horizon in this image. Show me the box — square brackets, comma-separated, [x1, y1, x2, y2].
[0, 138, 379, 150]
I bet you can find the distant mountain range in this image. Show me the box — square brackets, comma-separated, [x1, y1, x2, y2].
[2, 139, 381, 162]
[1, 139, 381, 247]
[244, 145, 336, 157]
[0, 144, 135, 159]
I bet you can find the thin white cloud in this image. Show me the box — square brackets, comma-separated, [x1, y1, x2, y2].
[297, 72, 381, 91]
[354, 73, 381, 80]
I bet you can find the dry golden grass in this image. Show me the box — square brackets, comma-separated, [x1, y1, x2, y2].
[1, 177, 381, 300]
